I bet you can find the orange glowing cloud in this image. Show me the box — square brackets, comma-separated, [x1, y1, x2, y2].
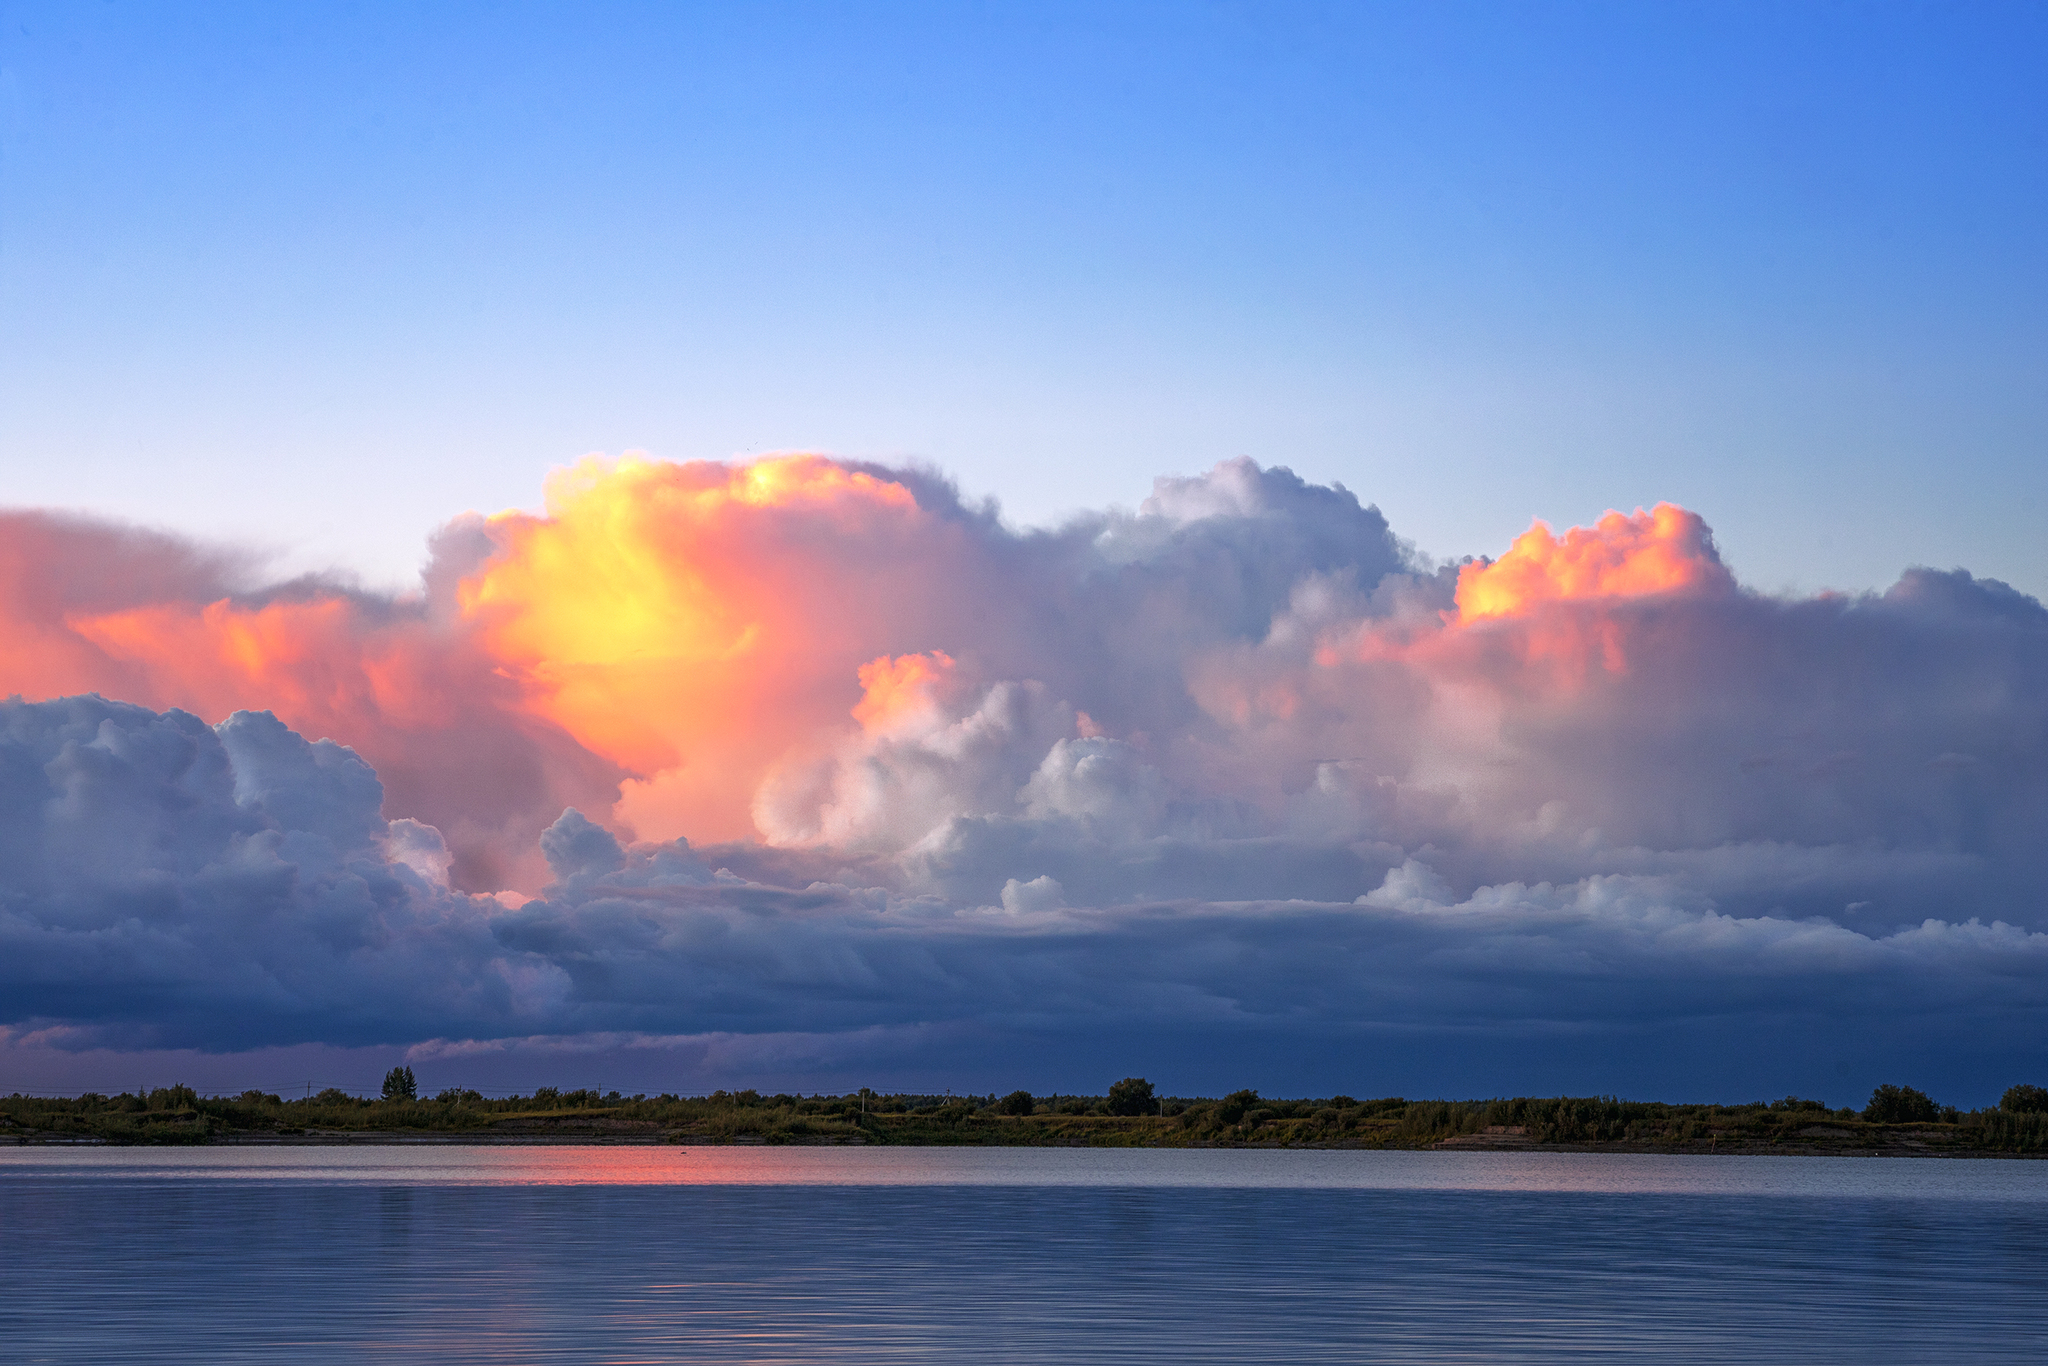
[0, 462, 1760, 894]
[453, 455, 954, 842]
[851, 651, 958, 733]
[70, 598, 433, 730]
[0, 457, 981, 873]
[1455, 503, 1732, 624]
[1294, 502, 1738, 706]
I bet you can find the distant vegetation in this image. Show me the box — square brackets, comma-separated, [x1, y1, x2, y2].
[3, 1078, 2043, 1154]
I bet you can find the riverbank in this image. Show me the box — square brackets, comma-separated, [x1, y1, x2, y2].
[5, 1094, 2045, 1155]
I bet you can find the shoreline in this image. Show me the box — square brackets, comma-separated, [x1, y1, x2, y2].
[11, 1090, 2043, 1156]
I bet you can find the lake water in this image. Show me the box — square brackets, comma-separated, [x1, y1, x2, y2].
[3, 1146, 2044, 1362]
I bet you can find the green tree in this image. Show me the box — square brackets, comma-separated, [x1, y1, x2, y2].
[1863, 1084, 1938, 1124]
[998, 1090, 1035, 1116]
[1105, 1077, 1156, 1116]
[1214, 1089, 1259, 1125]
[381, 1066, 418, 1101]
[2002, 1083, 2048, 1114]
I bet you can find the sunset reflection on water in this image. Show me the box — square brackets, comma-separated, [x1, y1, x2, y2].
[5, 1149, 2047, 1363]
[5, 1144, 2048, 1197]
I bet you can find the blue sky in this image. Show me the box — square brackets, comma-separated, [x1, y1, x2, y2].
[3, 0, 2043, 596]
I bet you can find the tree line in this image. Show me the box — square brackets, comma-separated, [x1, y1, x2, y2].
[4, 1076, 2043, 1151]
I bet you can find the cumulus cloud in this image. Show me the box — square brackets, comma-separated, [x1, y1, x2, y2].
[2, 455, 2047, 1094]
[0, 512, 624, 893]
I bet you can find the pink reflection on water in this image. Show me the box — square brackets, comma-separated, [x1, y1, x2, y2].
[3, 1145, 2047, 1200]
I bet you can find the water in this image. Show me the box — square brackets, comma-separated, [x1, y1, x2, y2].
[3, 1147, 2044, 1363]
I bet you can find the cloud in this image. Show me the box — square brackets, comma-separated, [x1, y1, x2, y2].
[2, 698, 2043, 1099]
[0, 513, 624, 893]
[1454, 502, 1733, 621]
[2, 456, 2047, 1095]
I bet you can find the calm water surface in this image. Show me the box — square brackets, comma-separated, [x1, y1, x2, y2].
[3, 1146, 2044, 1363]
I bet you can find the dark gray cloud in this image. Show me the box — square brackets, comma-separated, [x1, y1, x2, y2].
[4, 700, 2044, 1100]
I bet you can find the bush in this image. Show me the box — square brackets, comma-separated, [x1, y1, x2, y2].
[1863, 1084, 1939, 1124]
[998, 1090, 1034, 1116]
[2001, 1084, 2048, 1115]
[381, 1066, 418, 1101]
[1105, 1077, 1156, 1116]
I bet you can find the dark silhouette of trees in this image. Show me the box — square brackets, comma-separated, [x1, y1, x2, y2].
[1214, 1089, 1259, 1124]
[10, 1082, 2048, 1151]
[381, 1066, 418, 1101]
[2002, 1084, 2048, 1114]
[1105, 1077, 1155, 1116]
[1863, 1084, 1938, 1123]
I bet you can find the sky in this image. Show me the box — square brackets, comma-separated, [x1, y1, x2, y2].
[3, 0, 2044, 596]
[1, 2, 2045, 1105]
